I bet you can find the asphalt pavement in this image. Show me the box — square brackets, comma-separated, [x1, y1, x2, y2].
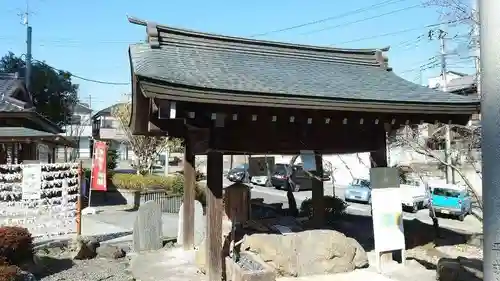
[223, 179, 482, 234]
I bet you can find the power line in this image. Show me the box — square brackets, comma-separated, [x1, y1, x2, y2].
[31, 58, 130, 85]
[333, 19, 463, 45]
[248, 0, 412, 37]
[300, 4, 422, 35]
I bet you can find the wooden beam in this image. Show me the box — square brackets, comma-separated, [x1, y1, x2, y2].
[182, 141, 196, 249]
[370, 132, 388, 167]
[311, 153, 325, 227]
[206, 151, 223, 281]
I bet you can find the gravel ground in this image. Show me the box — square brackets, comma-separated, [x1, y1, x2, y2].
[35, 243, 134, 281]
[39, 258, 133, 281]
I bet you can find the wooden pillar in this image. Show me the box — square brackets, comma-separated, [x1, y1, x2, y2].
[10, 144, 15, 164]
[182, 141, 196, 249]
[370, 131, 388, 167]
[311, 153, 325, 227]
[206, 151, 223, 281]
[0, 144, 6, 164]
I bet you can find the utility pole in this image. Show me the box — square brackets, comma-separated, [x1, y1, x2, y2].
[438, 30, 454, 184]
[472, 0, 481, 99]
[480, 0, 500, 279]
[23, 0, 32, 92]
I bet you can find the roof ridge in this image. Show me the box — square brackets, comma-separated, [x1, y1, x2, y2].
[127, 16, 390, 56]
[0, 73, 21, 80]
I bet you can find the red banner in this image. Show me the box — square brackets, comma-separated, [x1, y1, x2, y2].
[91, 141, 107, 191]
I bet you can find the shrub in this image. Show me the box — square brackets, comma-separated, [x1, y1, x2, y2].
[83, 168, 91, 181]
[0, 264, 19, 281]
[107, 149, 119, 171]
[111, 173, 173, 191]
[299, 196, 347, 219]
[194, 183, 207, 206]
[111, 173, 207, 205]
[0, 227, 34, 266]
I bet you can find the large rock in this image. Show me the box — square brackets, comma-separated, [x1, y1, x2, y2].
[241, 229, 368, 277]
[96, 245, 126, 259]
[437, 256, 482, 281]
[71, 237, 99, 260]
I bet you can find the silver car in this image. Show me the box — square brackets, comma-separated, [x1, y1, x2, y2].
[344, 179, 371, 204]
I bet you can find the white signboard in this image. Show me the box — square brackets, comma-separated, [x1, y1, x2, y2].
[22, 164, 42, 200]
[300, 150, 317, 171]
[371, 188, 405, 253]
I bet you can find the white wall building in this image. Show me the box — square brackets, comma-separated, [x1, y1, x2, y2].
[427, 70, 468, 90]
[92, 103, 135, 161]
[58, 102, 93, 160]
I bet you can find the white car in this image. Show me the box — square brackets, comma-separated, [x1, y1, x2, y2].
[251, 175, 269, 186]
[400, 179, 429, 213]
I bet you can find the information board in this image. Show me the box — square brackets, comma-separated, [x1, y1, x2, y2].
[21, 164, 42, 200]
[371, 188, 405, 252]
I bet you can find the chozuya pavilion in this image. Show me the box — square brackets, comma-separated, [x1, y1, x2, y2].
[126, 16, 479, 281]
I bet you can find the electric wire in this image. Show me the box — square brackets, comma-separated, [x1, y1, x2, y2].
[300, 3, 422, 35]
[31, 58, 129, 85]
[248, 0, 413, 37]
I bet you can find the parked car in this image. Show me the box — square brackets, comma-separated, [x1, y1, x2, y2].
[344, 178, 371, 204]
[226, 164, 250, 183]
[271, 163, 331, 191]
[429, 185, 472, 221]
[293, 163, 331, 181]
[251, 175, 270, 186]
[270, 163, 293, 190]
[400, 178, 429, 213]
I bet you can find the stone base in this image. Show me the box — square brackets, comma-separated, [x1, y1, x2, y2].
[225, 251, 276, 281]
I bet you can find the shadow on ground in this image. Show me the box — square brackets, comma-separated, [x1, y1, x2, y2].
[33, 256, 74, 279]
[81, 191, 128, 208]
[316, 213, 474, 252]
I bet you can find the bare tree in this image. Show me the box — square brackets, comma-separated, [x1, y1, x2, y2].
[426, 0, 478, 52]
[393, 124, 482, 211]
[63, 108, 90, 162]
[111, 102, 182, 174]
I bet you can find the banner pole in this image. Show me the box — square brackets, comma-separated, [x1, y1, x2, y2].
[76, 160, 83, 235]
[88, 141, 95, 208]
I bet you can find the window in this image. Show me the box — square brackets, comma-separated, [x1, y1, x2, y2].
[352, 179, 370, 187]
[433, 188, 461, 198]
[101, 119, 114, 128]
[68, 114, 82, 125]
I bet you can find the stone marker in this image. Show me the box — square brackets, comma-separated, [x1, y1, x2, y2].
[177, 200, 205, 247]
[133, 200, 163, 252]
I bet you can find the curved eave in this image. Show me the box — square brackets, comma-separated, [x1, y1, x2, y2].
[136, 75, 479, 116]
[127, 16, 390, 55]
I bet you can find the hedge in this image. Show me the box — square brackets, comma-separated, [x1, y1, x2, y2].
[111, 173, 206, 205]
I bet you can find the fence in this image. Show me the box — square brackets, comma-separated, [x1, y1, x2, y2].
[140, 191, 183, 213]
[0, 163, 79, 242]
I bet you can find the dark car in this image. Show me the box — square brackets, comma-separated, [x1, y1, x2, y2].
[272, 163, 330, 191]
[270, 163, 293, 190]
[226, 164, 251, 183]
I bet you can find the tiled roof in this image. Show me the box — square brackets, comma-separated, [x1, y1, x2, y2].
[0, 127, 75, 147]
[0, 73, 28, 112]
[127, 17, 479, 106]
[0, 73, 21, 99]
[0, 99, 24, 112]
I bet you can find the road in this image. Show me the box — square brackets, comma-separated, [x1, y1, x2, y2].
[222, 179, 482, 234]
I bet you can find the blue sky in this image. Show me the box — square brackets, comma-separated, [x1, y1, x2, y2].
[0, 0, 475, 110]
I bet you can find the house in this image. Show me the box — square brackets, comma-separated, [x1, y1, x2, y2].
[428, 71, 479, 123]
[428, 70, 471, 90]
[91, 103, 134, 160]
[58, 102, 93, 160]
[0, 73, 75, 164]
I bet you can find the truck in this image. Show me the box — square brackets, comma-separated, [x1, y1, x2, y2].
[400, 178, 429, 213]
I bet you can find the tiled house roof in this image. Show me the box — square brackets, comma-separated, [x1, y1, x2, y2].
[127, 16, 478, 111]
